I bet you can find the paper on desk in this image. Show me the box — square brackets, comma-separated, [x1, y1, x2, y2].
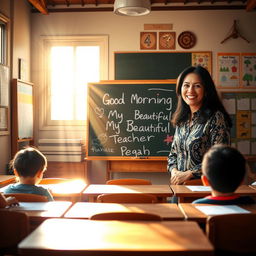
[195, 205, 250, 216]
[186, 186, 211, 191]
[10, 202, 48, 211]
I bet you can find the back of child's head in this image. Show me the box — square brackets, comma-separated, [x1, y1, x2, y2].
[10, 147, 47, 178]
[202, 144, 246, 193]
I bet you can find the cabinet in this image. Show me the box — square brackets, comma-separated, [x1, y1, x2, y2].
[44, 161, 90, 183]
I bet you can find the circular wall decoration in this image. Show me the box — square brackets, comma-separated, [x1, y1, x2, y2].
[178, 31, 196, 49]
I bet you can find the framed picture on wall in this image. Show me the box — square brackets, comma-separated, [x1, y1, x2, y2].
[241, 53, 256, 88]
[217, 53, 240, 88]
[0, 106, 8, 135]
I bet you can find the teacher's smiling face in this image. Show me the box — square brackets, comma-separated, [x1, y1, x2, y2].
[181, 73, 205, 113]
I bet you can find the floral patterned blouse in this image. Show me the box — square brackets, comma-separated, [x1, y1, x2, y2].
[167, 110, 231, 178]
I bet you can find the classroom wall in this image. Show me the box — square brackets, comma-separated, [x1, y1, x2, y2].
[0, 0, 31, 173]
[30, 9, 256, 183]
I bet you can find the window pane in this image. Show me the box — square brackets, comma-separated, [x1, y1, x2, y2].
[50, 45, 100, 121]
[51, 46, 74, 120]
[75, 46, 100, 120]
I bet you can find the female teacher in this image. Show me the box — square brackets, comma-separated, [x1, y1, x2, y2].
[168, 65, 232, 185]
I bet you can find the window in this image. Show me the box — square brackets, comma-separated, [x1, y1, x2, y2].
[41, 36, 108, 129]
[0, 14, 8, 65]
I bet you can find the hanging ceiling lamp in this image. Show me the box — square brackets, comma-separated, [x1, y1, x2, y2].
[114, 0, 151, 16]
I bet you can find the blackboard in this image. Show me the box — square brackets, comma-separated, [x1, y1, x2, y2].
[87, 80, 177, 160]
[115, 51, 212, 80]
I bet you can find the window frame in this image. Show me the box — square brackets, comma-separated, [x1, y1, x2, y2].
[0, 13, 9, 65]
[40, 35, 108, 131]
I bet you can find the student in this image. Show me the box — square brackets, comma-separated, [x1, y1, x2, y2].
[3, 147, 53, 201]
[193, 144, 255, 204]
[0, 192, 19, 208]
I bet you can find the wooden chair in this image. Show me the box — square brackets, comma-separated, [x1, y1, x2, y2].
[106, 178, 152, 185]
[4, 193, 48, 202]
[0, 210, 29, 255]
[97, 193, 158, 203]
[90, 211, 162, 221]
[183, 179, 203, 185]
[206, 213, 256, 255]
[39, 178, 70, 184]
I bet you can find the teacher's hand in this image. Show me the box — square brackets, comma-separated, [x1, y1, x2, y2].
[170, 170, 193, 185]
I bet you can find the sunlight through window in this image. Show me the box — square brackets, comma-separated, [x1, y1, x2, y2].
[50, 46, 100, 121]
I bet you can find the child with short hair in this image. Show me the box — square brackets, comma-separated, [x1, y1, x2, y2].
[193, 144, 255, 204]
[3, 147, 53, 201]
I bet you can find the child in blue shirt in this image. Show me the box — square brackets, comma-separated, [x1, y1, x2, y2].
[3, 147, 53, 201]
[193, 144, 255, 205]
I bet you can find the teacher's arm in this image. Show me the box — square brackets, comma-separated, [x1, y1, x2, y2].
[167, 133, 194, 185]
[210, 111, 231, 146]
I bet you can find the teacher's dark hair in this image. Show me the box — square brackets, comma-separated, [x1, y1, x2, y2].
[171, 65, 232, 127]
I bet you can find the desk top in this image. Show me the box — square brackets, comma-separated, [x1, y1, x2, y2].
[0, 175, 16, 186]
[83, 184, 172, 197]
[41, 180, 87, 196]
[179, 203, 256, 223]
[18, 219, 213, 256]
[8, 201, 72, 221]
[171, 185, 256, 198]
[64, 202, 184, 220]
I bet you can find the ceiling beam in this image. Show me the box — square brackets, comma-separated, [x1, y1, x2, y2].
[246, 0, 256, 11]
[28, 0, 49, 14]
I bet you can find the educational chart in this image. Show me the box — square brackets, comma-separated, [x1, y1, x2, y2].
[87, 81, 177, 159]
[18, 81, 33, 139]
[217, 53, 240, 87]
[241, 53, 256, 88]
[221, 91, 256, 155]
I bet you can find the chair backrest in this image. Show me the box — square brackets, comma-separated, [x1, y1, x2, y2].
[4, 193, 48, 202]
[0, 210, 29, 250]
[90, 211, 162, 221]
[206, 213, 256, 254]
[39, 178, 70, 184]
[97, 193, 158, 203]
[106, 178, 152, 185]
[183, 179, 203, 185]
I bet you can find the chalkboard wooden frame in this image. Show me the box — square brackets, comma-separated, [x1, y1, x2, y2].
[87, 80, 177, 160]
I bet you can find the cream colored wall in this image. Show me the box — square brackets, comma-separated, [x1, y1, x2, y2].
[31, 10, 256, 183]
[0, 0, 31, 173]
[12, 0, 31, 80]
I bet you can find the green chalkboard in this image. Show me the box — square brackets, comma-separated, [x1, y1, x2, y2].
[87, 80, 177, 160]
[115, 52, 192, 80]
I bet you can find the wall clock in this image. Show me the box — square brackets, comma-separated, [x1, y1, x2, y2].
[140, 32, 157, 50]
[159, 32, 176, 50]
[178, 31, 196, 49]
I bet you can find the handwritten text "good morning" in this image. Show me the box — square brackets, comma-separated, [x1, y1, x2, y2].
[102, 93, 172, 111]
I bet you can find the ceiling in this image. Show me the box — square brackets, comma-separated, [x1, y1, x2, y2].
[28, 0, 256, 14]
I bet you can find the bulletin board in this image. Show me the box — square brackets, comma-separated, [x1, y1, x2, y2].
[11, 79, 34, 156]
[221, 91, 256, 156]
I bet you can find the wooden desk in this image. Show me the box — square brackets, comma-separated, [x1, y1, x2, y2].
[179, 203, 256, 224]
[8, 201, 72, 230]
[171, 185, 256, 203]
[39, 180, 88, 202]
[0, 175, 16, 187]
[82, 184, 172, 202]
[18, 219, 214, 256]
[64, 202, 184, 220]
